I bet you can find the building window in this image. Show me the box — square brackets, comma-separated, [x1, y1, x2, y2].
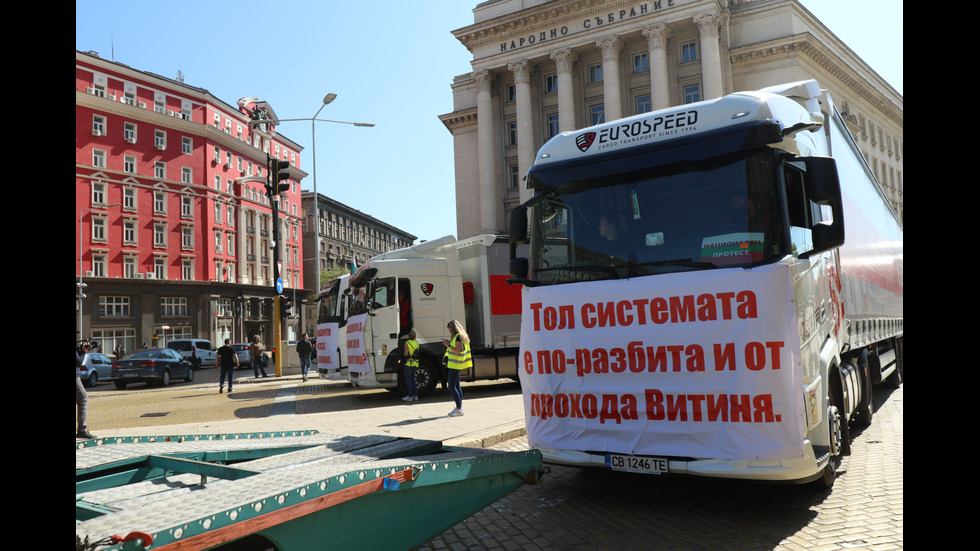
[123, 220, 137, 245]
[508, 164, 520, 189]
[182, 259, 193, 280]
[99, 296, 130, 317]
[547, 113, 560, 139]
[124, 123, 137, 143]
[154, 257, 166, 279]
[182, 226, 194, 249]
[92, 115, 106, 136]
[123, 188, 136, 211]
[154, 161, 166, 179]
[683, 84, 701, 104]
[155, 130, 166, 150]
[182, 167, 192, 185]
[154, 192, 166, 214]
[124, 155, 136, 173]
[93, 149, 106, 168]
[545, 74, 558, 93]
[636, 94, 652, 114]
[92, 182, 106, 205]
[215, 229, 223, 253]
[506, 84, 516, 102]
[124, 256, 137, 279]
[682, 42, 698, 63]
[181, 196, 193, 218]
[507, 121, 518, 146]
[92, 216, 107, 243]
[154, 223, 167, 247]
[182, 137, 192, 155]
[92, 254, 107, 277]
[588, 64, 603, 84]
[161, 297, 188, 317]
[633, 53, 648, 73]
[590, 104, 605, 125]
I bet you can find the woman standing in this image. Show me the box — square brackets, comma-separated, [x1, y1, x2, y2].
[402, 331, 420, 402]
[442, 320, 471, 417]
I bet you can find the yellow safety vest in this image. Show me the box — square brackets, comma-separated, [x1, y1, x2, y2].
[405, 339, 419, 367]
[445, 334, 471, 370]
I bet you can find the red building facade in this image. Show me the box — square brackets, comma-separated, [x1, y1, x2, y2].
[75, 50, 306, 353]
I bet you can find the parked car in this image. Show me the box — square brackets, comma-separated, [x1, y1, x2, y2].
[166, 339, 217, 369]
[111, 348, 195, 389]
[77, 352, 113, 387]
[231, 343, 252, 369]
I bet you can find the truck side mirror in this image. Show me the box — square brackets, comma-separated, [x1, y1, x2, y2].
[509, 206, 528, 250]
[800, 156, 845, 258]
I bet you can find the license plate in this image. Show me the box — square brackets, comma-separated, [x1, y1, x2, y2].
[122, 373, 139, 377]
[606, 454, 668, 474]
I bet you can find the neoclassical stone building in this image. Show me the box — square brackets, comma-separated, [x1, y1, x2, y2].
[440, 0, 903, 240]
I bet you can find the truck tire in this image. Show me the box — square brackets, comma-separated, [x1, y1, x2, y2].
[816, 400, 843, 489]
[852, 351, 873, 426]
[415, 359, 439, 397]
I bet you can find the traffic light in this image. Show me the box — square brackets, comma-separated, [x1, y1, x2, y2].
[280, 295, 292, 316]
[269, 159, 291, 196]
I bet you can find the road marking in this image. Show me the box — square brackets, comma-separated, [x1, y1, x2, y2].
[269, 384, 299, 416]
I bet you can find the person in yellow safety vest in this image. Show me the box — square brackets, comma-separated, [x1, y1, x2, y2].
[402, 331, 420, 402]
[442, 320, 471, 417]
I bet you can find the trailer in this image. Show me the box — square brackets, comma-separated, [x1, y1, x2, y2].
[326, 234, 526, 396]
[76, 431, 541, 550]
[508, 80, 902, 487]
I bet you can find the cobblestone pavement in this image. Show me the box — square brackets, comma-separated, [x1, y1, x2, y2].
[421, 384, 903, 551]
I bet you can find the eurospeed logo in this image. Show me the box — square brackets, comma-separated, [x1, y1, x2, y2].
[575, 132, 596, 152]
[420, 283, 434, 296]
[574, 109, 699, 153]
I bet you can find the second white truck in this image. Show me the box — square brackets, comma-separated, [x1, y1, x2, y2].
[317, 235, 526, 396]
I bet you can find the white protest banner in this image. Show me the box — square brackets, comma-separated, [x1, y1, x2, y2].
[519, 262, 804, 461]
[316, 322, 339, 369]
[345, 313, 370, 373]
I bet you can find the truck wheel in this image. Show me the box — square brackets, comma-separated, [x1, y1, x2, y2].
[852, 360, 874, 426]
[817, 402, 843, 489]
[415, 362, 438, 397]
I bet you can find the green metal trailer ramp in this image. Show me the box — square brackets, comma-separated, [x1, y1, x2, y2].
[76, 431, 541, 550]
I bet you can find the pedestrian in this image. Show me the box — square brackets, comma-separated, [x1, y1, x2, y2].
[296, 333, 314, 382]
[216, 338, 239, 393]
[441, 320, 471, 417]
[401, 330, 420, 402]
[76, 339, 96, 439]
[250, 336, 269, 378]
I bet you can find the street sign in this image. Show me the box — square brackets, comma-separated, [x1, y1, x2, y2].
[276, 278, 284, 293]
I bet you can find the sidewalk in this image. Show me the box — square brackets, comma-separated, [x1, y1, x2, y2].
[86, 370, 528, 450]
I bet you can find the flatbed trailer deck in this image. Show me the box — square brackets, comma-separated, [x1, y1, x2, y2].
[76, 431, 541, 550]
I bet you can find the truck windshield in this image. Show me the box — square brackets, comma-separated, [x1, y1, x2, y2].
[528, 149, 784, 284]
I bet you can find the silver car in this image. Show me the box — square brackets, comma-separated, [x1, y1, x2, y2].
[77, 352, 113, 387]
[231, 343, 252, 369]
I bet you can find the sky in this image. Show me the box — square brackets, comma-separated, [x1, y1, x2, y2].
[76, 0, 902, 243]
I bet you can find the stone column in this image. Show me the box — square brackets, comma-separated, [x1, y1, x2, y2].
[549, 48, 578, 132]
[642, 23, 672, 110]
[595, 36, 623, 121]
[474, 69, 498, 234]
[693, 10, 724, 100]
[507, 59, 536, 204]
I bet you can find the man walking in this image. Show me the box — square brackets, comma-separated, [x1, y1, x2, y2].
[216, 338, 239, 393]
[297, 333, 314, 382]
[250, 336, 269, 378]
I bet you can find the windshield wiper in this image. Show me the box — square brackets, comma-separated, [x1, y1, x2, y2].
[630, 258, 718, 270]
[535, 264, 621, 279]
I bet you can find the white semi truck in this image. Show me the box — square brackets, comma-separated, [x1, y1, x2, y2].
[317, 234, 526, 396]
[508, 80, 902, 487]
